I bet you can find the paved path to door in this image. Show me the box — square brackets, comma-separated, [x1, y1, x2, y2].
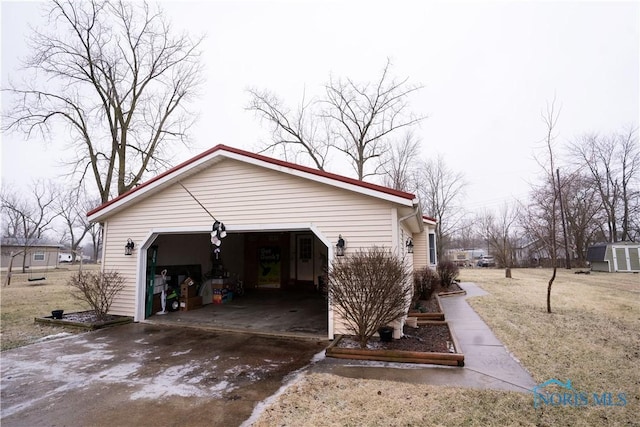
[311, 282, 537, 392]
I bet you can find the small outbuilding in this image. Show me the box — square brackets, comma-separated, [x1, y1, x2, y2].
[1, 239, 61, 271]
[87, 145, 438, 339]
[586, 242, 640, 272]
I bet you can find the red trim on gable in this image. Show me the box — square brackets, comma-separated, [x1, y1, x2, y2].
[423, 215, 438, 223]
[87, 144, 417, 218]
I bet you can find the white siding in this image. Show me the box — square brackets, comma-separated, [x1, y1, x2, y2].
[102, 158, 398, 317]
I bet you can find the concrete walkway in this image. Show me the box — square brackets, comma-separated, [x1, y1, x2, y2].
[311, 282, 537, 392]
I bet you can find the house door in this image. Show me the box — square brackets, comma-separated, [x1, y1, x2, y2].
[296, 234, 314, 283]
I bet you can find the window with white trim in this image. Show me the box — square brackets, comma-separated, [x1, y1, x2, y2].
[33, 251, 45, 262]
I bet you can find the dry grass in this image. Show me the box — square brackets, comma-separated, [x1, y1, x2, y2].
[252, 268, 640, 426]
[2, 266, 638, 424]
[0, 265, 97, 350]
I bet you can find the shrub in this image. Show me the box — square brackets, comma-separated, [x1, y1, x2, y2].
[328, 247, 411, 348]
[437, 260, 459, 287]
[412, 266, 439, 305]
[68, 270, 126, 321]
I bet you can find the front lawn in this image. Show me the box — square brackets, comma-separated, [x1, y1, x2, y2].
[251, 268, 639, 426]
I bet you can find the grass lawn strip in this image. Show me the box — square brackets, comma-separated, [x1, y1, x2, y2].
[1, 265, 94, 350]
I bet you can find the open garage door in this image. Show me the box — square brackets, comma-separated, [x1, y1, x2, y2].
[140, 228, 330, 339]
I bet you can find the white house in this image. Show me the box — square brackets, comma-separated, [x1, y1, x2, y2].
[87, 145, 437, 339]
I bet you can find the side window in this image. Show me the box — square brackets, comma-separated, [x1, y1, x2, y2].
[33, 251, 45, 262]
[428, 234, 436, 265]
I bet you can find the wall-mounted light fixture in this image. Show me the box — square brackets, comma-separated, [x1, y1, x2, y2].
[336, 235, 346, 257]
[406, 238, 414, 254]
[125, 239, 135, 256]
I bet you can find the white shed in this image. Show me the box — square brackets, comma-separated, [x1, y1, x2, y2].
[587, 242, 640, 272]
[87, 145, 437, 339]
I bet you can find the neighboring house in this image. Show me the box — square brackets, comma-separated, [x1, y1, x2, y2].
[1, 239, 62, 270]
[587, 242, 640, 272]
[87, 145, 438, 339]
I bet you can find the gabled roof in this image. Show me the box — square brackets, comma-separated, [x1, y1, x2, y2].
[87, 144, 421, 222]
[422, 215, 437, 225]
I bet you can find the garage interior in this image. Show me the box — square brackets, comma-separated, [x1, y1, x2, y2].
[143, 230, 329, 339]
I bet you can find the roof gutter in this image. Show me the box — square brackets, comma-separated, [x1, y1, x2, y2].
[398, 203, 424, 233]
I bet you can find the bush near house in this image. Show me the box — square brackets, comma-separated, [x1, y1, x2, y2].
[412, 266, 439, 305]
[437, 260, 460, 287]
[67, 271, 126, 321]
[328, 247, 411, 348]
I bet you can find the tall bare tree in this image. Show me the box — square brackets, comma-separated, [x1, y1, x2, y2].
[247, 59, 425, 180]
[569, 126, 639, 242]
[3, 0, 203, 203]
[478, 203, 519, 268]
[381, 131, 422, 192]
[413, 154, 467, 261]
[55, 186, 97, 261]
[529, 99, 562, 313]
[246, 88, 331, 171]
[560, 171, 602, 266]
[1, 181, 58, 272]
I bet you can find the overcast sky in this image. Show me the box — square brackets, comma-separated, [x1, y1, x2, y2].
[1, 0, 638, 214]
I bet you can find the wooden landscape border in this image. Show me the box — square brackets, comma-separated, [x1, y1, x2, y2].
[325, 320, 464, 367]
[35, 311, 133, 331]
[409, 295, 446, 321]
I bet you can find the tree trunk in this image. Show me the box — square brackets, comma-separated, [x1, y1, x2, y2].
[547, 267, 557, 313]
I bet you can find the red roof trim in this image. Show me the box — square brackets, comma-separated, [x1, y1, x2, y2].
[87, 144, 417, 217]
[423, 215, 437, 223]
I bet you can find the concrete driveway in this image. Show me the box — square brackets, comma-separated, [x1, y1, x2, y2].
[0, 323, 327, 427]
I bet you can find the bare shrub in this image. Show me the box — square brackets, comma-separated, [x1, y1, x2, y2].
[437, 261, 459, 287]
[412, 266, 439, 305]
[328, 247, 411, 348]
[68, 271, 125, 321]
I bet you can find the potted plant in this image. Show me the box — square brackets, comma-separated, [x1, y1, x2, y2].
[377, 326, 394, 342]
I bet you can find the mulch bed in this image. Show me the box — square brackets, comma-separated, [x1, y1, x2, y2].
[334, 324, 454, 353]
[35, 310, 133, 330]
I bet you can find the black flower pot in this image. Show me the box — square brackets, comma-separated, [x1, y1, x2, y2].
[51, 310, 64, 319]
[378, 326, 394, 342]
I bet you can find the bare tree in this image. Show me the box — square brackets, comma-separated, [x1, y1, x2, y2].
[412, 154, 467, 261]
[87, 221, 103, 262]
[560, 171, 602, 266]
[1, 181, 58, 272]
[246, 88, 330, 170]
[530, 99, 562, 313]
[247, 59, 425, 180]
[3, 0, 203, 203]
[55, 186, 96, 261]
[568, 126, 639, 242]
[478, 203, 519, 268]
[381, 131, 422, 192]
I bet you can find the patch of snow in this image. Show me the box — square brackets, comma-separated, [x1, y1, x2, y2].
[34, 332, 72, 342]
[170, 349, 192, 356]
[130, 363, 233, 400]
[97, 362, 141, 382]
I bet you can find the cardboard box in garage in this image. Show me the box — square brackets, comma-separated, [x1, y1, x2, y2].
[181, 278, 197, 298]
[179, 296, 202, 311]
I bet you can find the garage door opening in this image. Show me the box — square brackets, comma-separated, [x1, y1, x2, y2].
[141, 230, 329, 339]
